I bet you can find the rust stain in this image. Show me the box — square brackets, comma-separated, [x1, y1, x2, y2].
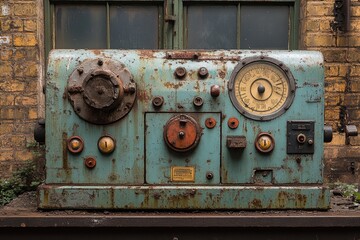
[295, 194, 307, 208]
[62, 132, 68, 170]
[250, 199, 263, 208]
[163, 82, 183, 89]
[91, 50, 101, 55]
[218, 70, 226, 79]
[137, 90, 150, 102]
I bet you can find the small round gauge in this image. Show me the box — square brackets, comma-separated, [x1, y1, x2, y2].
[229, 56, 295, 121]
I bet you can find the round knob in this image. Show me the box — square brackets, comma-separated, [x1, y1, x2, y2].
[164, 115, 201, 152]
[210, 85, 220, 97]
[98, 136, 116, 154]
[258, 84, 265, 94]
[255, 133, 275, 153]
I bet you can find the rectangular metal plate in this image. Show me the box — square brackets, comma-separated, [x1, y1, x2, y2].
[287, 121, 315, 154]
[171, 166, 195, 182]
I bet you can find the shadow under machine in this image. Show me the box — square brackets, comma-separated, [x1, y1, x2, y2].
[36, 49, 336, 209]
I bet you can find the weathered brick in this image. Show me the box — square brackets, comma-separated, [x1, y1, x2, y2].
[347, 48, 360, 62]
[350, 65, 360, 76]
[14, 62, 38, 77]
[325, 93, 344, 106]
[0, 80, 25, 92]
[322, 49, 347, 62]
[13, 3, 37, 16]
[0, 135, 26, 148]
[325, 108, 340, 120]
[24, 19, 36, 31]
[15, 96, 37, 106]
[13, 123, 33, 134]
[348, 35, 360, 47]
[338, 66, 349, 77]
[319, 19, 332, 31]
[14, 150, 34, 161]
[13, 33, 37, 46]
[324, 81, 346, 92]
[0, 123, 14, 135]
[350, 81, 360, 92]
[325, 146, 360, 159]
[325, 65, 339, 77]
[0, 62, 12, 77]
[0, 94, 15, 106]
[306, 3, 333, 16]
[0, 49, 13, 61]
[328, 133, 346, 146]
[306, 19, 320, 31]
[28, 108, 38, 119]
[0, 150, 13, 161]
[0, 19, 23, 32]
[305, 34, 335, 47]
[349, 134, 360, 146]
[348, 109, 360, 120]
[0, 107, 26, 120]
[352, 6, 360, 17]
[344, 93, 360, 106]
[13, 48, 38, 61]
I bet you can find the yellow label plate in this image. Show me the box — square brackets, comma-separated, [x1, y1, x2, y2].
[171, 166, 195, 182]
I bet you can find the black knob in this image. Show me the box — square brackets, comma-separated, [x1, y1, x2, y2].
[258, 84, 265, 94]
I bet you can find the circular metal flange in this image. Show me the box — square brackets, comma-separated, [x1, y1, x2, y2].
[228, 56, 296, 121]
[163, 114, 202, 152]
[67, 58, 136, 124]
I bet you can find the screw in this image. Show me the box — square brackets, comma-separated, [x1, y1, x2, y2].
[193, 96, 203, 107]
[206, 172, 214, 180]
[178, 131, 185, 139]
[198, 67, 209, 78]
[152, 96, 164, 108]
[175, 67, 186, 78]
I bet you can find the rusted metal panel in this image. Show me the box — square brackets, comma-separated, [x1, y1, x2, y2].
[41, 49, 329, 209]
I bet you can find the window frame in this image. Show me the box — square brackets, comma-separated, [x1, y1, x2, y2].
[45, 0, 299, 55]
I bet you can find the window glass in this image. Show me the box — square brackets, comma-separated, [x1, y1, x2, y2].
[240, 5, 289, 49]
[186, 5, 237, 49]
[55, 4, 107, 49]
[110, 5, 159, 49]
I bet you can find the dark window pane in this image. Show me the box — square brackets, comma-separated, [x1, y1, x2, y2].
[186, 5, 237, 49]
[55, 4, 107, 49]
[110, 5, 159, 49]
[240, 5, 289, 49]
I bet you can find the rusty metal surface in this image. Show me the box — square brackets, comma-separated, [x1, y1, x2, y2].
[67, 58, 136, 124]
[164, 114, 201, 152]
[43, 49, 328, 209]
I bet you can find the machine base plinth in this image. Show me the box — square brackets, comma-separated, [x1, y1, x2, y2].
[38, 185, 330, 210]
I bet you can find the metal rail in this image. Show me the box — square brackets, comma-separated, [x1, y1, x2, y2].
[1, 214, 360, 240]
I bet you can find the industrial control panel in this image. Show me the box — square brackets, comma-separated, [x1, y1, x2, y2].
[37, 50, 332, 209]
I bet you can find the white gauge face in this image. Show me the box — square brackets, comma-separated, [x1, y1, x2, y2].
[229, 57, 295, 121]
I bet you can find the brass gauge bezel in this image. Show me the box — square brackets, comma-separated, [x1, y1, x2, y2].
[228, 56, 296, 121]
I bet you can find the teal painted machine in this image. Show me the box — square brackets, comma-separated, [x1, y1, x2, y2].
[38, 50, 332, 209]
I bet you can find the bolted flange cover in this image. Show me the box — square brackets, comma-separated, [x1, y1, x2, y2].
[164, 114, 202, 152]
[67, 58, 136, 124]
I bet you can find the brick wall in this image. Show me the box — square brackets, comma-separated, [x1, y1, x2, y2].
[301, 0, 360, 183]
[0, 0, 43, 178]
[0, 0, 359, 183]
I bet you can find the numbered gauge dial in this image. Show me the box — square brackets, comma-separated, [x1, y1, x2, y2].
[229, 57, 296, 121]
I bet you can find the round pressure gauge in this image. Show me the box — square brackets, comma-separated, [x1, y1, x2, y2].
[229, 56, 296, 121]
